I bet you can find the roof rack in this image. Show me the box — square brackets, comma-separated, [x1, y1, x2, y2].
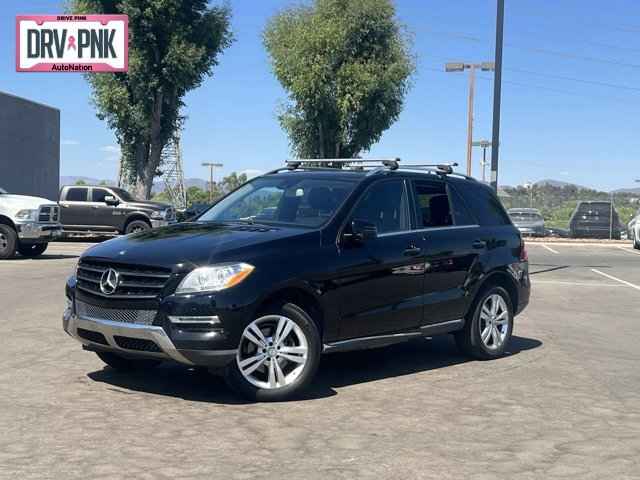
[285, 158, 401, 171]
[399, 163, 459, 175]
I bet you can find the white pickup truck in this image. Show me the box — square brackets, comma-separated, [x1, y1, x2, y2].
[0, 187, 63, 259]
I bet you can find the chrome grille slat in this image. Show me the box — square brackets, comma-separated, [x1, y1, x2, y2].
[38, 205, 60, 223]
[77, 260, 171, 300]
[75, 300, 157, 326]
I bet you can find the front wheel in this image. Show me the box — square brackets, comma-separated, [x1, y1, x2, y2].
[17, 242, 48, 258]
[225, 303, 322, 401]
[455, 286, 513, 360]
[95, 351, 161, 372]
[124, 220, 151, 235]
[0, 225, 17, 259]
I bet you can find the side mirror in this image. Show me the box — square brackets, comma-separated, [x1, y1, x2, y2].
[344, 219, 377, 244]
[104, 195, 119, 206]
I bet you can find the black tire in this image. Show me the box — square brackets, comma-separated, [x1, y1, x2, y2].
[225, 302, 322, 402]
[17, 242, 48, 258]
[95, 351, 161, 372]
[455, 286, 514, 360]
[0, 224, 17, 260]
[634, 234, 640, 250]
[124, 219, 151, 235]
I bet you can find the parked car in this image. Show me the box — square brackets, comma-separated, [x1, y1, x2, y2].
[58, 185, 176, 236]
[569, 201, 621, 239]
[63, 160, 530, 401]
[508, 208, 545, 237]
[627, 213, 640, 249]
[545, 227, 569, 238]
[0, 186, 63, 259]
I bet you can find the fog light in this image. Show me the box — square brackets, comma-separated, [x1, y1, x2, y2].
[168, 315, 220, 325]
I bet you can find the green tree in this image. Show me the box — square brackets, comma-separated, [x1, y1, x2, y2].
[264, 0, 414, 159]
[186, 186, 210, 205]
[220, 172, 248, 194]
[75, 179, 87, 185]
[72, 0, 233, 199]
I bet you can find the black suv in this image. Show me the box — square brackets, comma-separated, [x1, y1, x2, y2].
[569, 200, 621, 239]
[59, 185, 176, 235]
[63, 160, 530, 401]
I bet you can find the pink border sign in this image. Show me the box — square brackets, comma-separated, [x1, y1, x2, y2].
[16, 14, 128, 72]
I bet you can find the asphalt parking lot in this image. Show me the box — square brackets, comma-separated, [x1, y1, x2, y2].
[1, 241, 639, 479]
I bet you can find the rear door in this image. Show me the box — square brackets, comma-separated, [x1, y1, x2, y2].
[59, 187, 93, 228]
[336, 177, 427, 339]
[409, 177, 482, 324]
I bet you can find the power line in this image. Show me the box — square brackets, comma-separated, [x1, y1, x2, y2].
[505, 67, 640, 93]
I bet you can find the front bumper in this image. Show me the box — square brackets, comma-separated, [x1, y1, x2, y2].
[17, 222, 63, 241]
[150, 219, 177, 229]
[63, 302, 237, 368]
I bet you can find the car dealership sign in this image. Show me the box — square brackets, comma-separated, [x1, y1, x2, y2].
[16, 15, 128, 72]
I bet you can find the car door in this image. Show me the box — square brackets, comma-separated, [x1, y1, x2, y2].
[59, 187, 93, 227]
[334, 177, 427, 339]
[89, 187, 117, 229]
[409, 178, 482, 324]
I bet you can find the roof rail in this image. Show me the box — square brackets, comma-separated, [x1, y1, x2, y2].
[285, 158, 400, 171]
[399, 162, 459, 175]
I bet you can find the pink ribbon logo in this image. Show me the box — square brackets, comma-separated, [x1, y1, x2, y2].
[67, 35, 77, 51]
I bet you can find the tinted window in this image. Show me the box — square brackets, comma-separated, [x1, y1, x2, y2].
[351, 180, 409, 234]
[92, 188, 110, 203]
[66, 188, 88, 202]
[110, 187, 137, 202]
[412, 181, 452, 228]
[455, 183, 510, 226]
[448, 185, 476, 225]
[199, 176, 356, 227]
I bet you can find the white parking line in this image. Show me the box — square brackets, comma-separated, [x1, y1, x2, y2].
[616, 245, 640, 256]
[590, 269, 640, 291]
[533, 280, 623, 288]
[540, 244, 559, 254]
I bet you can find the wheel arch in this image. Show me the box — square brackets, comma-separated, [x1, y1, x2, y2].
[0, 215, 17, 231]
[123, 213, 151, 232]
[468, 269, 519, 317]
[255, 286, 325, 339]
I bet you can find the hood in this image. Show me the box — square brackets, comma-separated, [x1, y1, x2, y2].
[123, 200, 170, 210]
[81, 221, 314, 268]
[0, 194, 57, 211]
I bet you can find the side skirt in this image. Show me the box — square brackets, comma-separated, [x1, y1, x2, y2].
[323, 319, 464, 354]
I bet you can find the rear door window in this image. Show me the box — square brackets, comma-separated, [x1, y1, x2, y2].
[455, 183, 510, 226]
[65, 188, 88, 202]
[411, 180, 453, 228]
[448, 185, 476, 225]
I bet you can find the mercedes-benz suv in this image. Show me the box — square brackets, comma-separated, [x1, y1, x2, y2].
[63, 160, 530, 401]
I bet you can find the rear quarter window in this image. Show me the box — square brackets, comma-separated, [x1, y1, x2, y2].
[454, 182, 510, 226]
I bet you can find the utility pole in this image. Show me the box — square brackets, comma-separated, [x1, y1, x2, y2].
[490, 0, 505, 191]
[472, 140, 492, 182]
[202, 162, 223, 203]
[445, 62, 495, 177]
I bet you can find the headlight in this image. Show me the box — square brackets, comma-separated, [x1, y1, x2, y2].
[176, 263, 255, 294]
[15, 209, 38, 220]
[150, 210, 167, 220]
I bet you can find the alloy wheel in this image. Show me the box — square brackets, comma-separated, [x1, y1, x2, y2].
[479, 294, 509, 350]
[0, 232, 7, 252]
[236, 315, 309, 389]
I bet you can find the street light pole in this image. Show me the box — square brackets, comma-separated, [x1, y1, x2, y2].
[490, 0, 505, 192]
[201, 162, 223, 203]
[445, 62, 495, 178]
[472, 140, 492, 182]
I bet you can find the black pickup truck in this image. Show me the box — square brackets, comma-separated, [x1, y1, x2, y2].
[59, 185, 176, 235]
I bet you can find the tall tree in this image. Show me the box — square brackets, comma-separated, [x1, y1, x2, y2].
[264, 0, 414, 159]
[72, 0, 233, 198]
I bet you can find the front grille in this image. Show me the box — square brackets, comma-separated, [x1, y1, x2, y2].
[38, 205, 60, 223]
[76, 259, 171, 300]
[76, 300, 157, 325]
[114, 336, 161, 352]
[77, 328, 108, 345]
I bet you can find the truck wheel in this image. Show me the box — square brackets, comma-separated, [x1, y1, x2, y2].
[124, 220, 151, 235]
[455, 286, 513, 360]
[95, 352, 161, 372]
[225, 303, 322, 402]
[0, 225, 17, 260]
[17, 242, 48, 258]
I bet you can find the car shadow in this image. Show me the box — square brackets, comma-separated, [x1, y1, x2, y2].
[87, 335, 542, 404]
[8, 253, 80, 260]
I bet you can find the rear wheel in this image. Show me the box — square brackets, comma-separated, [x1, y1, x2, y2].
[124, 220, 151, 235]
[225, 303, 321, 401]
[0, 225, 17, 259]
[455, 286, 513, 360]
[634, 232, 640, 250]
[95, 351, 161, 372]
[17, 242, 48, 258]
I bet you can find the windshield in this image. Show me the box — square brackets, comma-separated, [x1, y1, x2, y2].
[198, 175, 357, 227]
[110, 187, 138, 202]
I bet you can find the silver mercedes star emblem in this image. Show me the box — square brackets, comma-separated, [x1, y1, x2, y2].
[100, 268, 120, 295]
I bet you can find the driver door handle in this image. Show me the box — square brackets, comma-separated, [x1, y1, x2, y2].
[472, 240, 487, 249]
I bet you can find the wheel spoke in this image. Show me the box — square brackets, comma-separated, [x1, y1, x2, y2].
[481, 325, 492, 343]
[239, 354, 266, 376]
[274, 317, 287, 344]
[275, 319, 294, 347]
[279, 345, 307, 355]
[243, 329, 266, 348]
[279, 352, 305, 364]
[491, 296, 499, 315]
[273, 359, 286, 386]
[495, 311, 509, 325]
[481, 305, 492, 318]
[492, 326, 501, 346]
[268, 360, 277, 388]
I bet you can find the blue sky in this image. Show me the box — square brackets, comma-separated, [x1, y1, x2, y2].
[2, 0, 639, 190]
